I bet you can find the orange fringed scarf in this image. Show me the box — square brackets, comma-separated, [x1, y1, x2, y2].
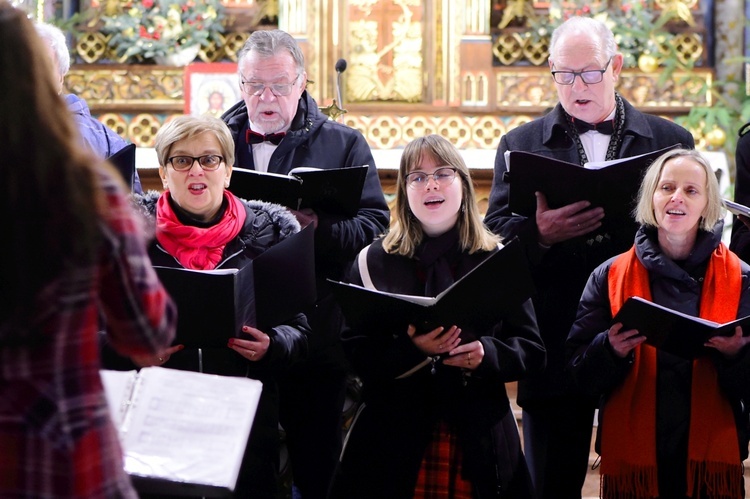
[605, 243, 743, 499]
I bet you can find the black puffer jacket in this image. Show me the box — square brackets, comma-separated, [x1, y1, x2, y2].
[132, 190, 311, 376]
[125, 191, 312, 498]
[567, 222, 750, 462]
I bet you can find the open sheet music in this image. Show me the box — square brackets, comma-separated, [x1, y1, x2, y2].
[100, 367, 263, 497]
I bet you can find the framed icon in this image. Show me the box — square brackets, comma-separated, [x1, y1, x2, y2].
[184, 62, 240, 117]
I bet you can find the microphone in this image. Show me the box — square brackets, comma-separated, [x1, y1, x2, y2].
[335, 58, 347, 107]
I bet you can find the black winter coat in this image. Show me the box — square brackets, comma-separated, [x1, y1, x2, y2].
[222, 91, 389, 364]
[730, 123, 750, 260]
[566, 223, 750, 495]
[333, 238, 546, 499]
[130, 191, 311, 498]
[483, 99, 696, 405]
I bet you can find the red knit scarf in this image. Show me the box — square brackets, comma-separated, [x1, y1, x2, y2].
[155, 191, 247, 270]
[605, 243, 743, 499]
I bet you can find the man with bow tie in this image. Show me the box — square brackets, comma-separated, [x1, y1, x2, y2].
[483, 16, 694, 499]
[222, 29, 389, 499]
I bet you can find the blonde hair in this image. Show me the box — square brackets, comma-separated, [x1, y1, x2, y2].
[155, 115, 235, 168]
[634, 148, 723, 231]
[382, 134, 500, 257]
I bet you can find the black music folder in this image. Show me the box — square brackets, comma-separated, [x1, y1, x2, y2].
[107, 143, 137, 189]
[504, 145, 680, 230]
[612, 296, 750, 359]
[155, 224, 316, 348]
[228, 165, 369, 217]
[329, 238, 534, 336]
[101, 367, 262, 497]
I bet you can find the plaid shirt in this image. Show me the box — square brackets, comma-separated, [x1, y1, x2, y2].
[0, 170, 176, 498]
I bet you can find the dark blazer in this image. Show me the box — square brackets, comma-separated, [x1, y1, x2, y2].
[483, 98, 695, 405]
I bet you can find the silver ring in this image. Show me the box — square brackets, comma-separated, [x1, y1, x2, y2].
[250, 351, 256, 357]
[158, 357, 163, 362]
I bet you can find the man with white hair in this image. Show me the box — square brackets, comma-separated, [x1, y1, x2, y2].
[35, 22, 141, 193]
[484, 16, 695, 499]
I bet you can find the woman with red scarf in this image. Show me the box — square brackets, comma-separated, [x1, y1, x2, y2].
[567, 148, 750, 499]
[129, 115, 311, 498]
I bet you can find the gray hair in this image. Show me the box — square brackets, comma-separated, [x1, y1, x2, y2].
[237, 29, 305, 74]
[34, 21, 70, 77]
[549, 16, 617, 65]
[634, 148, 723, 231]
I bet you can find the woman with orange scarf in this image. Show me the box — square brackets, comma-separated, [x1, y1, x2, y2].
[567, 148, 750, 499]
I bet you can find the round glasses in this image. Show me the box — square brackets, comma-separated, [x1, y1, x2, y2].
[405, 167, 458, 189]
[551, 57, 612, 85]
[240, 74, 301, 96]
[167, 155, 224, 172]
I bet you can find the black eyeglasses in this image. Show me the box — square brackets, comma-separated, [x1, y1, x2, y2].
[405, 167, 458, 189]
[551, 57, 612, 85]
[240, 74, 302, 96]
[167, 155, 224, 171]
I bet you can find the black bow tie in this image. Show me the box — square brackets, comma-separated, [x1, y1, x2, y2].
[246, 129, 286, 145]
[573, 119, 615, 135]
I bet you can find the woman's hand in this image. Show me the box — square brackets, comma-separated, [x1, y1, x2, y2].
[443, 340, 484, 371]
[407, 324, 461, 356]
[706, 326, 750, 358]
[131, 344, 184, 367]
[228, 325, 271, 361]
[608, 322, 646, 358]
[291, 208, 319, 229]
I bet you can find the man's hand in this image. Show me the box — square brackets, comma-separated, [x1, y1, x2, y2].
[535, 192, 605, 246]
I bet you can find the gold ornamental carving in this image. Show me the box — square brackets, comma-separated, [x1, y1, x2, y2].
[491, 33, 526, 66]
[616, 70, 710, 108]
[65, 66, 184, 110]
[495, 71, 556, 108]
[496, 0, 537, 29]
[347, 0, 423, 102]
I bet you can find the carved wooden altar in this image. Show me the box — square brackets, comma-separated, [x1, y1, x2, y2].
[67, 0, 715, 152]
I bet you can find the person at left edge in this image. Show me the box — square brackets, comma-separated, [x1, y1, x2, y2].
[222, 29, 390, 499]
[0, 2, 176, 495]
[34, 21, 143, 194]
[126, 115, 312, 498]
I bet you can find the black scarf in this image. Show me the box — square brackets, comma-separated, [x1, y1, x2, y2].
[414, 227, 462, 297]
[566, 93, 626, 165]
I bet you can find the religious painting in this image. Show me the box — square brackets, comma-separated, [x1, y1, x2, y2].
[184, 62, 240, 118]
